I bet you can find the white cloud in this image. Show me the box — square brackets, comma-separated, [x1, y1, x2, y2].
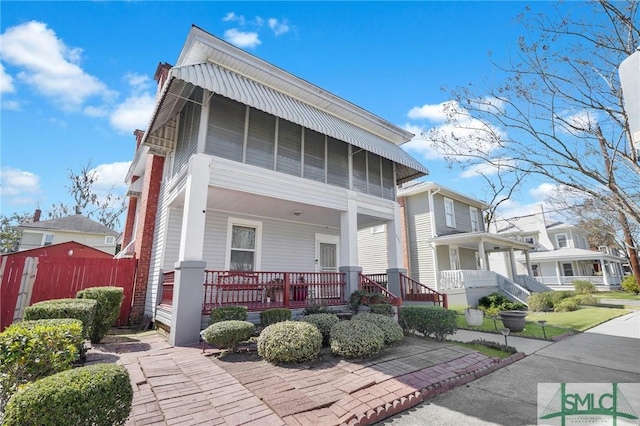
[401, 123, 443, 160]
[558, 109, 599, 133]
[407, 101, 451, 122]
[529, 182, 560, 201]
[0, 63, 15, 93]
[123, 72, 152, 93]
[109, 92, 155, 133]
[83, 105, 109, 117]
[268, 18, 290, 36]
[223, 12, 245, 26]
[0, 21, 115, 111]
[0, 167, 41, 206]
[2, 100, 21, 111]
[459, 158, 517, 178]
[90, 161, 131, 192]
[224, 29, 261, 48]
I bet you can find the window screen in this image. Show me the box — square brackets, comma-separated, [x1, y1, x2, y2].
[368, 153, 382, 197]
[327, 137, 349, 188]
[206, 95, 246, 162]
[246, 108, 275, 170]
[352, 150, 367, 193]
[303, 129, 325, 183]
[276, 119, 302, 176]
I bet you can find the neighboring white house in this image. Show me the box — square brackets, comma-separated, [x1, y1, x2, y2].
[122, 25, 429, 345]
[17, 210, 119, 256]
[490, 205, 627, 288]
[359, 181, 544, 307]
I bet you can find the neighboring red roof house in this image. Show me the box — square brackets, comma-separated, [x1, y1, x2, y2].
[2, 241, 114, 261]
[17, 211, 120, 255]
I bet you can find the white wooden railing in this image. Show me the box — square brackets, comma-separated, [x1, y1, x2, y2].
[439, 270, 497, 290]
[515, 275, 553, 293]
[536, 275, 621, 286]
[497, 274, 530, 305]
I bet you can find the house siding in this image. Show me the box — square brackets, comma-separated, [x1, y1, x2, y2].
[436, 245, 450, 272]
[405, 194, 435, 286]
[433, 194, 477, 236]
[19, 232, 44, 250]
[459, 247, 477, 270]
[357, 228, 388, 274]
[144, 175, 169, 318]
[20, 230, 116, 255]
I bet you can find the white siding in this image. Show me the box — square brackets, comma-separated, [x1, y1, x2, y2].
[357, 227, 388, 274]
[163, 207, 183, 271]
[459, 247, 477, 270]
[405, 194, 435, 286]
[145, 177, 169, 318]
[433, 194, 479, 236]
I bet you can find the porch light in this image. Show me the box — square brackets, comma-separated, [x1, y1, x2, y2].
[501, 328, 510, 346]
[538, 320, 548, 339]
[293, 210, 302, 216]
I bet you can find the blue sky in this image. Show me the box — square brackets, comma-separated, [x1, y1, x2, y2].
[1, 1, 564, 228]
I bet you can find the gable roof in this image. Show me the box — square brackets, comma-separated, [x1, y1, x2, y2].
[3, 241, 114, 259]
[141, 26, 428, 184]
[18, 215, 119, 237]
[398, 181, 489, 209]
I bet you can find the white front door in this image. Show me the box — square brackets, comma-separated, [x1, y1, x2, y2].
[450, 247, 460, 270]
[316, 234, 339, 272]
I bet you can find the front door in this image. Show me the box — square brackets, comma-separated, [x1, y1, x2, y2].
[315, 234, 339, 272]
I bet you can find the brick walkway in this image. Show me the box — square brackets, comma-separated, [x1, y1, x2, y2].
[87, 331, 523, 426]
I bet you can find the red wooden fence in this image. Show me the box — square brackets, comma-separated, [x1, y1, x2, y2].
[0, 256, 27, 332]
[1, 256, 137, 331]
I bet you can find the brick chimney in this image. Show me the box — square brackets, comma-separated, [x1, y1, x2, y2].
[153, 62, 172, 97]
[134, 129, 145, 151]
[33, 209, 41, 222]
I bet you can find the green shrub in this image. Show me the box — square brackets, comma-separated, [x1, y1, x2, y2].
[478, 292, 527, 314]
[301, 313, 339, 346]
[24, 298, 96, 339]
[209, 306, 248, 325]
[573, 280, 596, 294]
[572, 293, 598, 306]
[302, 303, 332, 316]
[260, 308, 291, 327]
[399, 306, 457, 341]
[527, 292, 555, 312]
[258, 321, 322, 363]
[201, 320, 254, 351]
[352, 313, 404, 345]
[0, 319, 82, 412]
[621, 276, 639, 294]
[330, 320, 385, 359]
[3, 363, 133, 426]
[469, 339, 517, 354]
[76, 287, 124, 344]
[370, 304, 394, 317]
[554, 297, 579, 312]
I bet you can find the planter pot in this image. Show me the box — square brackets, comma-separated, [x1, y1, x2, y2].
[499, 310, 528, 332]
[293, 286, 308, 302]
[464, 308, 485, 327]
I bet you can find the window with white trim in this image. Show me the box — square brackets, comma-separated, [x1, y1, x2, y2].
[105, 236, 116, 245]
[226, 218, 262, 271]
[42, 233, 54, 246]
[562, 262, 574, 276]
[556, 233, 568, 248]
[371, 224, 386, 234]
[449, 247, 460, 270]
[444, 198, 456, 228]
[469, 206, 479, 232]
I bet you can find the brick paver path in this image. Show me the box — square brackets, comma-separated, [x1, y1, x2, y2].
[88, 331, 521, 426]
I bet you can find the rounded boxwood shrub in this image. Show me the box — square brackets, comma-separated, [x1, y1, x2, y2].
[77, 287, 124, 344]
[527, 292, 555, 312]
[554, 297, 579, 312]
[369, 303, 394, 317]
[3, 363, 133, 426]
[260, 308, 292, 327]
[0, 319, 82, 411]
[399, 306, 457, 341]
[352, 313, 404, 345]
[209, 306, 248, 325]
[201, 320, 254, 351]
[573, 280, 596, 294]
[24, 298, 96, 339]
[572, 293, 598, 306]
[622, 276, 639, 294]
[330, 320, 385, 359]
[258, 321, 322, 364]
[301, 313, 339, 346]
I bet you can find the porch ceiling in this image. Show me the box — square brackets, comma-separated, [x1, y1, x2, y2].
[170, 187, 385, 230]
[432, 232, 532, 252]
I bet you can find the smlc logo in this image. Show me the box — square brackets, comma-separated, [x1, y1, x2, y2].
[538, 383, 639, 425]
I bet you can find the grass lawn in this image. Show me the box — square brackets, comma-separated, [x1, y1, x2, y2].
[454, 313, 571, 340]
[594, 292, 640, 301]
[526, 306, 630, 331]
[449, 341, 513, 359]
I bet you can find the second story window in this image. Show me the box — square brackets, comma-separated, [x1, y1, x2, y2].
[444, 198, 456, 228]
[42, 233, 54, 246]
[556, 233, 568, 248]
[469, 206, 479, 232]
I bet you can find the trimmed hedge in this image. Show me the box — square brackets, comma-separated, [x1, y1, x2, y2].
[573, 280, 596, 294]
[258, 321, 322, 364]
[0, 319, 82, 412]
[24, 298, 96, 339]
[77, 287, 124, 344]
[352, 313, 404, 345]
[209, 306, 248, 325]
[330, 320, 385, 359]
[301, 313, 339, 346]
[3, 363, 133, 426]
[527, 292, 555, 312]
[528, 291, 580, 312]
[622, 276, 639, 294]
[399, 306, 457, 341]
[553, 297, 579, 312]
[260, 308, 291, 327]
[369, 304, 394, 317]
[201, 320, 254, 351]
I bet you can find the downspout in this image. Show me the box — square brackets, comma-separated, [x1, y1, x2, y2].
[429, 187, 442, 290]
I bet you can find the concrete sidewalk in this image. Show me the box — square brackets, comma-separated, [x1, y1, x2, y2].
[87, 331, 527, 426]
[447, 329, 554, 355]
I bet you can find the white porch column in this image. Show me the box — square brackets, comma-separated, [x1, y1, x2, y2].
[524, 250, 534, 277]
[179, 154, 210, 261]
[477, 241, 487, 271]
[600, 259, 610, 285]
[340, 199, 360, 294]
[386, 202, 404, 269]
[508, 248, 518, 280]
[555, 262, 562, 285]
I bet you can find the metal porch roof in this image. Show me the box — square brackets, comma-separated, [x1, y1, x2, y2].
[146, 62, 427, 184]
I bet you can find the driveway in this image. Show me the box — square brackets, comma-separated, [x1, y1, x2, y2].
[380, 311, 640, 425]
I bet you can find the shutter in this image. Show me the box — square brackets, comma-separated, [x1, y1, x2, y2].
[206, 95, 245, 162]
[246, 107, 276, 170]
[304, 129, 325, 183]
[276, 119, 302, 176]
[327, 137, 349, 188]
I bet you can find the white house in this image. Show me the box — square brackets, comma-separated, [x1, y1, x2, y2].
[490, 205, 627, 288]
[121, 26, 431, 345]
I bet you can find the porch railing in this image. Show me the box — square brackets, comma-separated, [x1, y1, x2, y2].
[399, 273, 448, 308]
[439, 270, 497, 290]
[359, 274, 400, 306]
[515, 275, 553, 293]
[202, 271, 346, 314]
[364, 273, 388, 289]
[536, 275, 621, 286]
[160, 271, 174, 306]
[496, 274, 530, 305]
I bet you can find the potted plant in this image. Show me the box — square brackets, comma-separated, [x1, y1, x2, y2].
[499, 310, 528, 332]
[464, 306, 485, 327]
[293, 276, 308, 301]
[267, 278, 284, 303]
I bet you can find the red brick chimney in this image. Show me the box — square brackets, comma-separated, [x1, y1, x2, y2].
[133, 129, 145, 151]
[33, 209, 41, 222]
[153, 62, 172, 97]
